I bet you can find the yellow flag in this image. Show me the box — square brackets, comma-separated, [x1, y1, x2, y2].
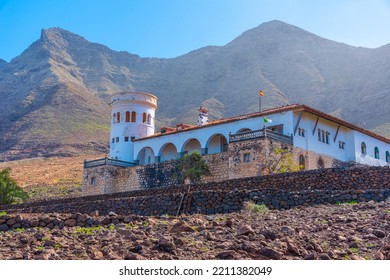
[259, 90, 264, 96]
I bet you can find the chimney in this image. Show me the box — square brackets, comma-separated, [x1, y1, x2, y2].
[197, 106, 209, 126]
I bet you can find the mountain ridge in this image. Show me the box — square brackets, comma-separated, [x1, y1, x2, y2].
[0, 21, 389, 161]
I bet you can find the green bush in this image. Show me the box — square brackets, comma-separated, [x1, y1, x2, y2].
[176, 151, 211, 184]
[244, 202, 269, 214]
[0, 168, 29, 205]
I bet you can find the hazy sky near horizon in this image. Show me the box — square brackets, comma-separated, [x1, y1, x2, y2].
[1, 0, 390, 62]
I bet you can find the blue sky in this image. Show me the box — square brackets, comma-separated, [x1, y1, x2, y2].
[1, 0, 390, 62]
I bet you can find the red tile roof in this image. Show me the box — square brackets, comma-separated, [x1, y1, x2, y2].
[134, 104, 390, 144]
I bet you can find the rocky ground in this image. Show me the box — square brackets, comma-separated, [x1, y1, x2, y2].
[0, 200, 389, 260]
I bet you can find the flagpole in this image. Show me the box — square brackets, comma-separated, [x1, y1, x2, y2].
[259, 94, 261, 112]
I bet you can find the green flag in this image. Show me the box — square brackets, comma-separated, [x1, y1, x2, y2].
[263, 117, 272, 123]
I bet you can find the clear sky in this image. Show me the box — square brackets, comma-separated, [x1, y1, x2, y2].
[1, 0, 390, 62]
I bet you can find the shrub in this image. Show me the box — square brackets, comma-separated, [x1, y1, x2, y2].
[176, 151, 211, 184]
[244, 202, 269, 214]
[0, 168, 28, 205]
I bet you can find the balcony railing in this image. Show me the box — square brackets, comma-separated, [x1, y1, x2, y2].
[84, 157, 135, 168]
[229, 129, 293, 145]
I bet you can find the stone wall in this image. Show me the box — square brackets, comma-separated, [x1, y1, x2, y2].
[83, 152, 230, 195]
[4, 166, 390, 217]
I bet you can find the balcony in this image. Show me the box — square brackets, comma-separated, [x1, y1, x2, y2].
[229, 128, 293, 145]
[84, 157, 135, 169]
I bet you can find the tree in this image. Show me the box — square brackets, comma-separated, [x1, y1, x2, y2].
[0, 168, 28, 205]
[264, 147, 301, 174]
[176, 151, 211, 184]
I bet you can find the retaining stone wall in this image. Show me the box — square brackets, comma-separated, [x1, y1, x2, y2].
[3, 166, 389, 216]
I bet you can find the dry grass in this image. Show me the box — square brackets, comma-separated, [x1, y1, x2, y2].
[0, 154, 104, 200]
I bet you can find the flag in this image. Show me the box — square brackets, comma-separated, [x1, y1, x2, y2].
[259, 90, 264, 96]
[263, 117, 272, 123]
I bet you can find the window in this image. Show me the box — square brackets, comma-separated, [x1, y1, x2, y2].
[339, 141, 345, 150]
[317, 157, 325, 169]
[131, 136, 135, 141]
[299, 155, 305, 171]
[90, 177, 96, 186]
[298, 128, 305, 137]
[142, 113, 147, 123]
[115, 137, 119, 143]
[325, 132, 330, 144]
[318, 129, 330, 144]
[112, 138, 115, 143]
[374, 147, 380, 159]
[116, 112, 120, 123]
[124, 136, 129, 142]
[386, 151, 390, 163]
[147, 114, 151, 125]
[243, 153, 251, 163]
[361, 142, 367, 155]
[131, 111, 136, 122]
[125, 111, 130, 122]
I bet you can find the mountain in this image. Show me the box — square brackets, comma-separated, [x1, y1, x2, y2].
[0, 58, 6, 70]
[0, 20, 389, 161]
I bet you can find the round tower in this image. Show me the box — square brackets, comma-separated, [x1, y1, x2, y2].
[109, 92, 158, 162]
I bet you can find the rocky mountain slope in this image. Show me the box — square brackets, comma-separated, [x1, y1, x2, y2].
[0, 20, 389, 160]
[0, 201, 389, 260]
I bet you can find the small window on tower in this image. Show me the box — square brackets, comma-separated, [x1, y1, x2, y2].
[112, 138, 115, 143]
[142, 113, 147, 123]
[147, 114, 151, 125]
[125, 111, 130, 122]
[90, 177, 96, 186]
[131, 136, 135, 141]
[124, 136, 129, 142]
[131, 111, 136, 122]
[115, 137, 119, 143]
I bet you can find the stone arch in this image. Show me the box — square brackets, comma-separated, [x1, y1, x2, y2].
[181, 138, 202, 154]
[137, 147, 155, 165]
[299, 154, 305, 171]
[317, 157, 325, 169]
[206, 134, 228, 154]
[159, 143, 178, 162]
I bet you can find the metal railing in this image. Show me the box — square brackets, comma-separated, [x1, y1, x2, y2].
[229, 129, 293, 145]
[84, 157, 135, 168]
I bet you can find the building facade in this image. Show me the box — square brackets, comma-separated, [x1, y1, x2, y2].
[83, 91, 390, 195]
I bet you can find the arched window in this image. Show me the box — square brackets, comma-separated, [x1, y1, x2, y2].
[318, 129, 321, 141]
[116, 112, 120, 123]
[325, 132, 330, 144]
[131, 111, 136, 122]
[321, 130, 325, 143]
[142, 113, 147, 123]
[299, 155, 305, 171]
[317, 157, 325, 169]
[113, 113, 117, 123]
[386, 151, 390, 163]
[374, 147, 380, 159]
[125, 111, 130, 122]
[361, 142, 367, 155]
[147, 114, 151, 125]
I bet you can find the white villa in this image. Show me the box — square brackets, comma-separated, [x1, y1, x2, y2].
[108, 92, 390, 169]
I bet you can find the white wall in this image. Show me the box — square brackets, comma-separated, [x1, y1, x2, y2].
[292, 112, 357, 162]
[353, 131, 390, 166]
[133, 111, 292, 164]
